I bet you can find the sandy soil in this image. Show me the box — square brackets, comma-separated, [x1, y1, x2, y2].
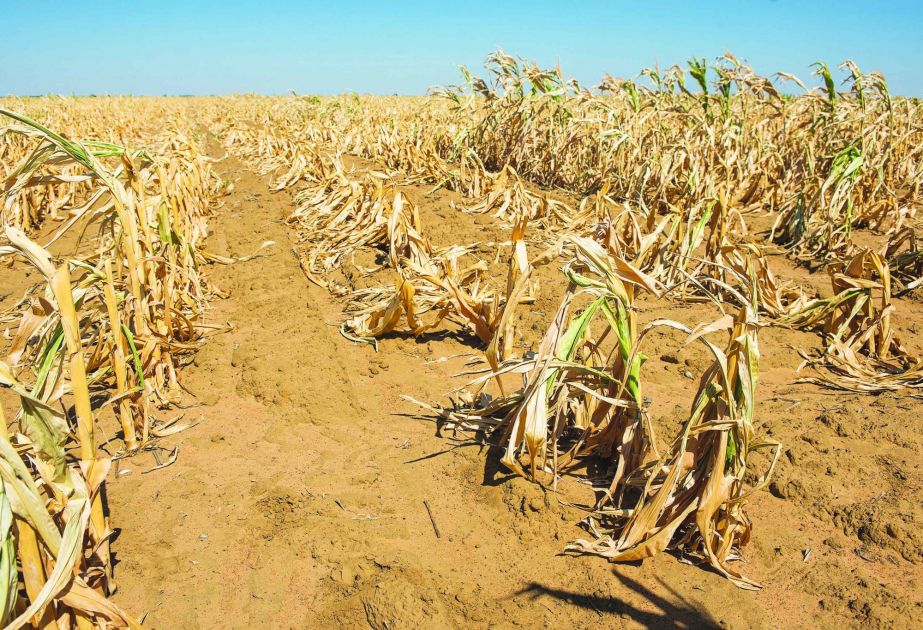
[38, 140, 919, 628]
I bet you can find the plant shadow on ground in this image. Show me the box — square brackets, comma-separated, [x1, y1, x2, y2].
[393, 406, 518, 487]
[516, 571, 721, 629]
[378, 326, 485, 351]
[479, 438, 518, 486]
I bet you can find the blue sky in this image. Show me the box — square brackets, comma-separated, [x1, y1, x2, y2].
[3, 1, 921, 96]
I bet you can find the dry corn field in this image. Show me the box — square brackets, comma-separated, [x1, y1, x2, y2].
[0, 53, 921, 628]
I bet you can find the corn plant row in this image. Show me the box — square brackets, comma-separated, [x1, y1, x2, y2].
[0, 105, 223, 627]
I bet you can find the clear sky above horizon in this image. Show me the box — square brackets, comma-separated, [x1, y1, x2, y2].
[3, 1, 922, 96]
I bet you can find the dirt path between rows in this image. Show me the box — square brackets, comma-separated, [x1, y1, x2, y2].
[105, 144, 921, 629]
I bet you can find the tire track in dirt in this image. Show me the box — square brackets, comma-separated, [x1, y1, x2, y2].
[106, 148, 776, 629]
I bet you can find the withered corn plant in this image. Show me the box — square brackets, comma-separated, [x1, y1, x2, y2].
[568, 306, 780, 590]
[782, 249, 923, 392]
[0, 243, 139, 628]
[337, 190, 501, 345]
[490, 236, 661, 480]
